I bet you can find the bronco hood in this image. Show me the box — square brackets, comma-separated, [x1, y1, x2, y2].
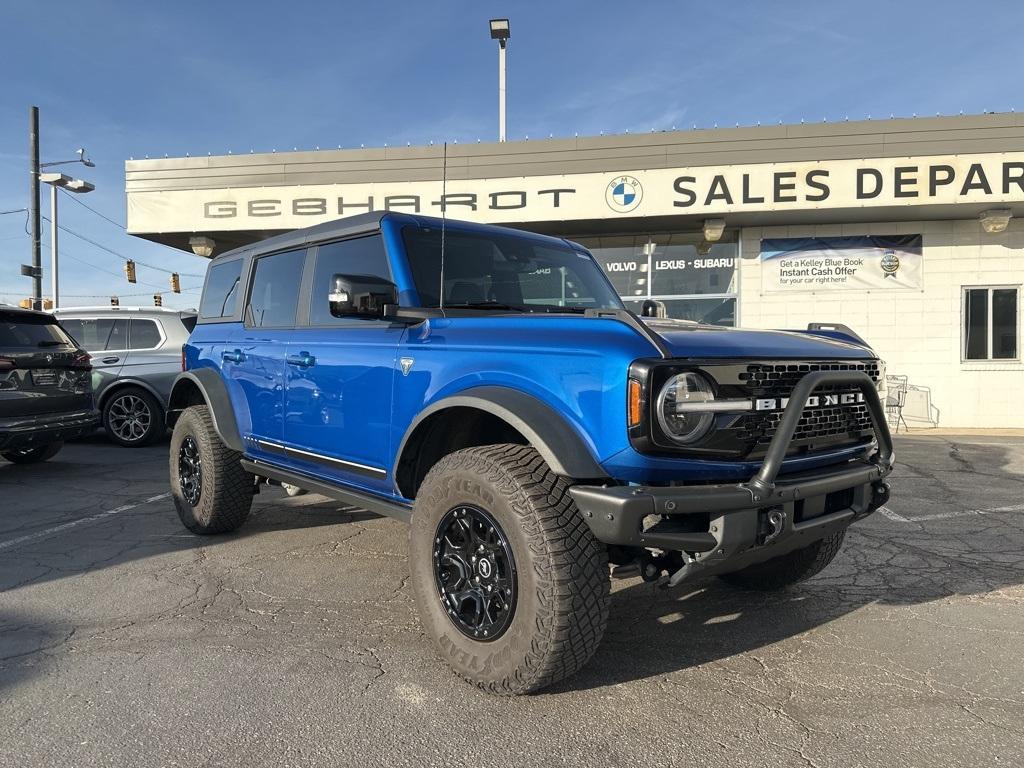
[639, 318, 875, 360]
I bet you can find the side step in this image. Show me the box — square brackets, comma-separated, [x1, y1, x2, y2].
[240, 458, 413, 524]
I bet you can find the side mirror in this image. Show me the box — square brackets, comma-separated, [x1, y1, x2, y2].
[328, 274, 398, 318]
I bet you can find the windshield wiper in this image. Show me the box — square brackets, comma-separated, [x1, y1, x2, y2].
[444, 301, 525, 311]
[38, 340, 67, 347]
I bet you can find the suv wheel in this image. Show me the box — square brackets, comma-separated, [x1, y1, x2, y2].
[410, 444, 609, 695]
[169, 405, 253, 534]
[1, 441, 63, 464]
[104, 387, 164, 447]
[718, 531, 846, 590]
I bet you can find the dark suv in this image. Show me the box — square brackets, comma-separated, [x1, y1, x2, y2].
[0, 306, 98, 464]
[167, 213, 893, 694]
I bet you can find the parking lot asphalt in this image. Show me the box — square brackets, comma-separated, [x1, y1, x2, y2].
[1, 434, 1022, 768]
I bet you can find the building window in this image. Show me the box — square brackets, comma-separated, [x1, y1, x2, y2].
[579, 232, 738, 326]
[963, 286, 1019, 361]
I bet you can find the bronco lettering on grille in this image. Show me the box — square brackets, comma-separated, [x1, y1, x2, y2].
[754, 391, 866, 412]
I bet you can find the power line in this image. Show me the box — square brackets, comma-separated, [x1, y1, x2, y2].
[58, 188, 124, 229]
[40, 214, 205, 278]
[57, 188, 206, 259]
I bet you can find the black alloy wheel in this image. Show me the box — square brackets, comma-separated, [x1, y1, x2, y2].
[433, 505, 517, 641]
[178, 435, 202, 506]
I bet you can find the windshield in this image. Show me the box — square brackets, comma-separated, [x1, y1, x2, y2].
[402, 226, 623, 312]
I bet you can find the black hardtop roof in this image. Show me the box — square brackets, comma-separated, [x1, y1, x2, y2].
[210, 212, 577, 263]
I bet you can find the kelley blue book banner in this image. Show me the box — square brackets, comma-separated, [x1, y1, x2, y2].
[760, 235, 923, 292]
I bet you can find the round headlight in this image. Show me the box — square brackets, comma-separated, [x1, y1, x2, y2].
[656, 372, 715, 444]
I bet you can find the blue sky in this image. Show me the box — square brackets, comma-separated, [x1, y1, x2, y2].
[2, 0, 1023, 308]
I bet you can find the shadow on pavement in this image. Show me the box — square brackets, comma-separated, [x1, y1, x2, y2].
[1, 436, 1022, 695]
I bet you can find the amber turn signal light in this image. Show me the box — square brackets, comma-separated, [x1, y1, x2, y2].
[628, 378, 642, 427]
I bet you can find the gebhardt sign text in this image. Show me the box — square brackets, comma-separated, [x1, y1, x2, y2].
[126, 152, 1024, 234]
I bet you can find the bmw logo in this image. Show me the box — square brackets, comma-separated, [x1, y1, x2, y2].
[605, 175, 643, 213]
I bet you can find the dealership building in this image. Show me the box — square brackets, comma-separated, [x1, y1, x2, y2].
[126, 113, 1024, 428]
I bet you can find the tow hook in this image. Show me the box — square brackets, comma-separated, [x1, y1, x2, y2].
[763, 509, 785, 545]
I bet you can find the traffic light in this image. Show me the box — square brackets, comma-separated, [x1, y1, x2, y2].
[110, 296, 119, 307]
[170, 273, 181, 293]
[153, 294, 163, 307]
[124, 260, 137, 283]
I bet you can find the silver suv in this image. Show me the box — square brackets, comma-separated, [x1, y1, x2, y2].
[55, 306, 196, 446]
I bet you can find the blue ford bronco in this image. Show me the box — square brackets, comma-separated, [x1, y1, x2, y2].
[168, 212, 893, 694]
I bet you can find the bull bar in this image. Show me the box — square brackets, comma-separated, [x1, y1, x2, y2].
[569, 371, 894, 572]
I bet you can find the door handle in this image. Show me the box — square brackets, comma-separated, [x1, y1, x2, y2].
[222, 349, 246, 364]
[286, 352, 316, 368]
[101, 356, 120, 364]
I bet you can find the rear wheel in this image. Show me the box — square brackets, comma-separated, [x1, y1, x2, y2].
[103, 387, 164, 447]
[170, 405, 252, 534]
[410, 444, 609, 695]
[718, 531, 846, 590]
[1, 441, 63, 464]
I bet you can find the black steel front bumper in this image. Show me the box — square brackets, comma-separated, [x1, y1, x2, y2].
[0, 408, 100, 452]
[570, 371, 894, 570]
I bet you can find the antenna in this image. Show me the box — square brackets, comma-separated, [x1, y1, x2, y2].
[439, 141, 448, 310]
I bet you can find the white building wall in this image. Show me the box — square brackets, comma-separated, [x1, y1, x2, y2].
[738, 219, 1024, 428]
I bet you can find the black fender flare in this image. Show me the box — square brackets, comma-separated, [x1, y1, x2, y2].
[97, 377, 166, 411]
[166, 370, 244, 452]
[394, 385, 609, 482]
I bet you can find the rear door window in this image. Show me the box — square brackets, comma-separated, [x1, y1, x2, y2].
[247, 249, 306, 328]
[200, 259, 244, 319]
[106, 318, 129, 350]
[129, 319, 163, 349]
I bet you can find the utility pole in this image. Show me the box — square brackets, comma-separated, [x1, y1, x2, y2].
[29, 106, 42, 309]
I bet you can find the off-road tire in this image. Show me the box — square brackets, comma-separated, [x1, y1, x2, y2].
[1, 441, 63, 464]
[103, 386, 164, 447]
[170, 405, 252, 534]
[718, 531, 846, 590]
[410, 444, 609, 695]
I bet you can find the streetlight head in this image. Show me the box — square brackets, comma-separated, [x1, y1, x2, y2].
[489, 18, 510, 42]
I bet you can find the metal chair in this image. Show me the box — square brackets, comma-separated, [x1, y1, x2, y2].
[885, 375, 909, 433]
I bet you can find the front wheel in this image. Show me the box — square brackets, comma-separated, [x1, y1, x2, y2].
[410, 444, 609, 695]
[718, 531, 846, 590]
[1, 441, 63, 464]
[169, 405, 253, 534]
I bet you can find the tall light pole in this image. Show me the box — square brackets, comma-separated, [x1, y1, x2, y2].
[489, 19, 510, 142]
[25, 104, 96, 308]
[29, 107, 41, 308]
[39, 173, 95, 309]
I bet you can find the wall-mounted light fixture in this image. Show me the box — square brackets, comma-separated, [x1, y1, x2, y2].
[702, 218, 726, 242]
[189, 236, 216, 257]
[979, 209, 1012, 234]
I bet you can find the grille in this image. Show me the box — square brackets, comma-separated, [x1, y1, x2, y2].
[736, 360, 880, 450]
[740, 361, 881, 394]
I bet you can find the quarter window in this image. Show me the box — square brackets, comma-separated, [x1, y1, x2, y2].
[200, 259, 243, 319]
[963, 286, 1019, 361]
[247, 249, 306, 328]
[308, 236, 391, 325]
[129, 319, 162, 349]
